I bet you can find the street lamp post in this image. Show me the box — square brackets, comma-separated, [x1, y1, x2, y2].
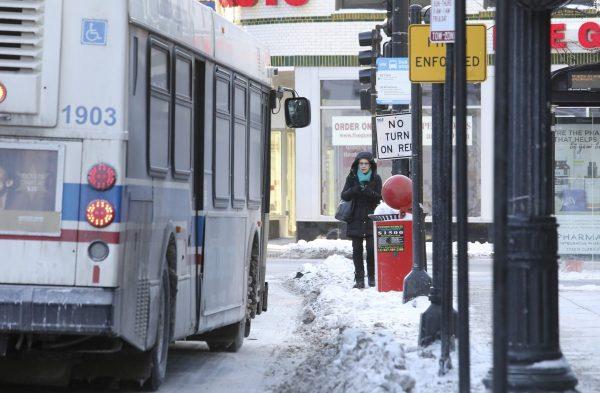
[485, 0, 579, 390]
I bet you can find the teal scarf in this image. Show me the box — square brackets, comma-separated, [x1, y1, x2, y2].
[357, 169, 372, 184]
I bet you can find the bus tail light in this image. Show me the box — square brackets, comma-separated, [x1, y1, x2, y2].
[86, 199, 115, 228]
[88, 240, 109, 261]
[87, 163, 116, 191]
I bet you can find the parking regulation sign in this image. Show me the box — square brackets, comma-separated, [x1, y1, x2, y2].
[430, 0, 455, 42]
[375, 113, 412, 160]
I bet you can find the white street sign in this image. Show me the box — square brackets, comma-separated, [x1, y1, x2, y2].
[376, 57, 411, 105]
[430, 0, 455, 42]
[375, 114, 412, 160]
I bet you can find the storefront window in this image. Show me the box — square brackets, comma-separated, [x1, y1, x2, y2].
[320, 81, 481, 217]
[270, 131, 283, 215]
[421, 83, 482, 217]
[554, 108, 600, 260]
[320, 80, 392, 216]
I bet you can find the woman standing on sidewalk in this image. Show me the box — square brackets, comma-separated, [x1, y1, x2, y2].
[341, 151, 382, 288]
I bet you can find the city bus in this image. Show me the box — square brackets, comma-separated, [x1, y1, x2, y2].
[0, 0, 309, 389]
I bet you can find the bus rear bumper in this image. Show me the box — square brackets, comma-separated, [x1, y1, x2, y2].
[0, 285, 114, 335]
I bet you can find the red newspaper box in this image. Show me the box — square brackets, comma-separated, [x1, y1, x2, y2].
[371, 214, 413, 292]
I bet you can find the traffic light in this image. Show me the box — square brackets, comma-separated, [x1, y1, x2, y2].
[358, 28, 382, 112]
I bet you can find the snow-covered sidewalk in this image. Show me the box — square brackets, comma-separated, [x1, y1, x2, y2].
[270, 255, 491, 393]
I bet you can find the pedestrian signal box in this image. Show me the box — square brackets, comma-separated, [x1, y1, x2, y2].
[408, 24, 487, 83]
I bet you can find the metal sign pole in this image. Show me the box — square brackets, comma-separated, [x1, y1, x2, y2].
[439, 41, 454, 376]
[391, 0, 410, 176]
[402, 4, 431, 303]
[418, 81, 444, 346]
[454, 0, 470, 390]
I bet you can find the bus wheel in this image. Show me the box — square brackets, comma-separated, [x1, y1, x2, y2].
[206, 319, 245, 353]
[144, 269, 171, 391]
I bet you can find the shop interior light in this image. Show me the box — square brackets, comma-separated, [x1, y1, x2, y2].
[0, 82, 7, 104]
[86, 199, 115, 228]
[88, 163, 116, 191]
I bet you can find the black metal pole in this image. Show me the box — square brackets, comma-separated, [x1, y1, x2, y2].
[488, 0, 509, 389]
[402, 4, 431, 303]
[439, 42, 454, 376]
[483, 1, 578, 391]
[371, 28, 381, 156]
[418, 82, 444, 346]
[391, 0, 410, 176]
[454, 0, 470, 390]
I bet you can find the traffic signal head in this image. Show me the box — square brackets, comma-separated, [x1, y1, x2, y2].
[383, 0, 393, 36]
[358, 29, 381, 47]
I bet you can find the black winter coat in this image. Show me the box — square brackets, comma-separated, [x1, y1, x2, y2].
[341, 152, 382, 238]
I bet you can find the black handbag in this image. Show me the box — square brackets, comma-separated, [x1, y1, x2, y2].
[335, 199, 354, 223]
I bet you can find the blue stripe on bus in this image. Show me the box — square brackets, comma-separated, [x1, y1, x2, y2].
[62, 183, 123, 223]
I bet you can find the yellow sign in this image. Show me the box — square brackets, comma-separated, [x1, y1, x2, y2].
[409, 24, 487, 83]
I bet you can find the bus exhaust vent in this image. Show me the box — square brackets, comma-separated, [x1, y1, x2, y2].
[0, 0, 43, 73]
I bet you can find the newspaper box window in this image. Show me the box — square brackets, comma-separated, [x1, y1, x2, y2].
[0, 143, 64, 236]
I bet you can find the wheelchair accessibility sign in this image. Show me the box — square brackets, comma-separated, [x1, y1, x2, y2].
[81, 19, 107, 46]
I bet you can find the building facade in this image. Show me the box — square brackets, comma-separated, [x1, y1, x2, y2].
[216, 0, 600, 259]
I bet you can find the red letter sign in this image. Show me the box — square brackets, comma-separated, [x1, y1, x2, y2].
[285, 0, 309, 5]
[579, 21, 600, 49]
[550, 23, 566, 49]
[266, 0, 278, 4]
[237, 0, 258, 5]
[219, 0, 237, 7]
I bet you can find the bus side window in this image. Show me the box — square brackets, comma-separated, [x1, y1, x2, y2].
[232, 76, 247, 208]
[148, 39, 171, 176]
[173, 50, 192, 179]
[214, 69, 232, 208]
[248, 85, 262, 208]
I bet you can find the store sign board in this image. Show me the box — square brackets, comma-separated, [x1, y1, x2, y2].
[376, 57, 411, 105]
[422, 116, 473, 146]
[557, 215, 600, 255]
[331, 116, 371, 146]
[409, 24, 487, 83]
[375, 114, 412, 160]
[219, 0, 308, 7]
[430, 0, 455, 43]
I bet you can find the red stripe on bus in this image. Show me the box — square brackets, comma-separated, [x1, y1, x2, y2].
[0, 229, 120, 244]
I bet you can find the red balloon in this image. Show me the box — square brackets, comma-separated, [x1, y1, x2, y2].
[382, 175, 413, 212]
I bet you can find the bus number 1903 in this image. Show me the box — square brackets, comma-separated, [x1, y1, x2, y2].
[62, 105, 117, 127]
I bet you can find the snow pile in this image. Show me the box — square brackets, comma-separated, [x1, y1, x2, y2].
[374, 201, 400, 215]
[276, 328, 415, 393]
[270, 239, 494, 259]
[559, 284, 600, 291]
[559, 271, 600, 281]
[274, 255, 491, 393]
[270, 239, 353, 259]
[425, 241, 494, 258]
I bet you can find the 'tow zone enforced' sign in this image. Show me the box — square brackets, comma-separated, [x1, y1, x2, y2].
[409, 24, 487, 83]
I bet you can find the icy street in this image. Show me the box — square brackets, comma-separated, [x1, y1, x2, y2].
[2, 242, 600, 392]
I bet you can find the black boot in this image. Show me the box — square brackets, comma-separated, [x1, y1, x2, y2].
[368, 276, 375, 287]
[353, 276, 365, 289]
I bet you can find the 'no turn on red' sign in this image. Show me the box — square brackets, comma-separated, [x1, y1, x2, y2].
[375, 114, 412, 160]
[409, 24, 487, 83]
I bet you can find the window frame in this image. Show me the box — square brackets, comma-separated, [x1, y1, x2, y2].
[147, 37, 171, 177]
[213, 67, 233, 208]
[335, 0, 386, 10]
[171, 48, 193, 179]
[232, 75, 248, 208]
[247, 83, 264, 209]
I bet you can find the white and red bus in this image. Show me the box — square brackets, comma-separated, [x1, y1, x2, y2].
[0, 0, 309, 389]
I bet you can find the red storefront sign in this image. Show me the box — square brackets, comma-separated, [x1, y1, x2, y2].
[493, 21, 600, 50]
[219, 0, 309, 7]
